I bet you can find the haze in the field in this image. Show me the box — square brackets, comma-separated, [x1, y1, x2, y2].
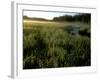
[24, 11, 78, 20]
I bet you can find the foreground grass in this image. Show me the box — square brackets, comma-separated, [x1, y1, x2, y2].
[23, 20, 91, 69]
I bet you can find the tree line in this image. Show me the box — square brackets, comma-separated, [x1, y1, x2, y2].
[53, 13, 91, 23]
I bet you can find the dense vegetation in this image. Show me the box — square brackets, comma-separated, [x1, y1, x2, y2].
[53, 13, 91, 23]
[23, 20, 91, 69]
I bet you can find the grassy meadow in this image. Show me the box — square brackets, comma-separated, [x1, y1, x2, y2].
[23, 14, 91, 69]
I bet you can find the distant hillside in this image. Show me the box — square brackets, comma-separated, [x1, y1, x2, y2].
[23, 16, 49, 21]
[23, 13, 91, 23]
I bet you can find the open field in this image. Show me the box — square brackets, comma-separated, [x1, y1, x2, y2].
[23, 20, 91, 69]
[23, 20, 90, 28]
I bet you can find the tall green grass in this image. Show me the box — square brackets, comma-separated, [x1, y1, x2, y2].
[23, 22, 90, 69]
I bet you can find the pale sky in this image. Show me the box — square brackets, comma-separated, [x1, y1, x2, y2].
[23, 11, 78, 20]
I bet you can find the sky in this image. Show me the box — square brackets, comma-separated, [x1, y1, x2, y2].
[23, 10, 78, 20]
